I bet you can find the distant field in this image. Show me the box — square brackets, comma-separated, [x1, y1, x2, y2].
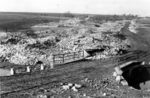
[137, 18, 150, 24]
[0, 12, 69, 32]
[137, 18, 150, 32]
[0, 12, 137, 32]
[136, 18, 150, 47]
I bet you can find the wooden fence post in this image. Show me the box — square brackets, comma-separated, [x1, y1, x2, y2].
[26, 66, 30, 72]
[73, 52, 76, 60]
[82, 51, 84, 58]
[62, 54, 65, 63]
[40, 64, 44, 70]
[50, 55, 54, 69]
[50, 62, 54, 69]
[83, 50, 89, 58]
[53, 55, 55, 65]
[10, 68, 15, 75]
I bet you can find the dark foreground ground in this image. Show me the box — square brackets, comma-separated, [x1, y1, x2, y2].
[1, 50, 150, 98]
[0, 60, 147, 98]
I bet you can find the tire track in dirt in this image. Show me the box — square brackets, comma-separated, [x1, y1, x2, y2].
[0, 60, 96, 95]
[1, 51, 149, 95]
[1, 51, 150, 96]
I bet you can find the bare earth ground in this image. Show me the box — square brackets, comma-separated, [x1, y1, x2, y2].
[0, 13, 150, 98]
[1, 55, 150, 98]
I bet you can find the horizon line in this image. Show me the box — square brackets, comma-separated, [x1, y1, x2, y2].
[0, 11, 140, 16]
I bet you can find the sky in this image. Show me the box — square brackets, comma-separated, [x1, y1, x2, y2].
[0, 0, 150, 16]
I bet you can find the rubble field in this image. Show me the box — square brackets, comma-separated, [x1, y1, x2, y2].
[0, 17, 132, 66]
[1, 15, 150, 98]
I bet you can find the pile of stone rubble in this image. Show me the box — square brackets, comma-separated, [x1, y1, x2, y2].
[0, 18, 132, 65]
[59, 18, 81, 27]
[61, 82, 82, 92]
[129, 20, 138, 34]
[113, 68, 128, 86]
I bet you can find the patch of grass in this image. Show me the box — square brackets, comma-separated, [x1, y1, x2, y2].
[113, 33, 126, 40]
[24, 30, 38, 38]
[0, 12, 62, 32]
[137, 18, 150, 24]
[89, 15, 137, 23]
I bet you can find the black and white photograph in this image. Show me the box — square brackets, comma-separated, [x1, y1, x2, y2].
[0, 0, 150, 98]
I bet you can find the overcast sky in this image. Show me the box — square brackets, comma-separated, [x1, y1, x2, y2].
[0, 0, 150, 16]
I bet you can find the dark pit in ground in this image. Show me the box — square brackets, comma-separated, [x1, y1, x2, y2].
[122, 63, 150, 90]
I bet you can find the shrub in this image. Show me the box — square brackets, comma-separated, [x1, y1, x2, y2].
[25, 30, 38, 38]
[113, 33, 126, 40]
[43, 40, 56, 47]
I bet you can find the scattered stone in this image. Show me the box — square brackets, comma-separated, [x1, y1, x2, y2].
[38, 88, 47, 93]
[141, 61, 145, 65]
[113, 71, 117, 77]
[102, 93, 106, 96]
[82, 78, 89, 82]
[114, 67, 123, 75]
[68, 83, 73, 87]
[129, 87, 137, 90]
[83, 93, 86, 97]
[68, 96, 72, 98]
[74, 84, 82, 88]
[37, 94, 47, 98]
[72, 86, 78, 92]
[61, 82, 83, 91]
[62, 85, 70, 90]
[121, 80, 128, 86]
[116, 76, 122, 82]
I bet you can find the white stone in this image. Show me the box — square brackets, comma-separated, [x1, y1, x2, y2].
[74, 84, 82, 88]
[114, 67, 123, 75]
[83, 93, 86, 96]
[72, 86, 78, 92]
[121, 80, 128, 86]
[68, 96, 72, 98]
[62, 85, 70, 90]
[141, 61, 145, 65]
[103, 93, 106, 96]
[68, 83, 73, 87]
[116, 76, 121, 82]
[113, 71, 117, 77]
[37, 94, 47, 98]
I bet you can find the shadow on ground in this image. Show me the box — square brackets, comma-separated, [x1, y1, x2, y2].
[122, 64, 150, 90]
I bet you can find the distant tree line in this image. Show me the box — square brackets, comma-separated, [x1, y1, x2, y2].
[39, 11, 75, 18]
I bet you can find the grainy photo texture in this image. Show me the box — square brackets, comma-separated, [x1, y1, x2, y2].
[0, 0, 150, 98]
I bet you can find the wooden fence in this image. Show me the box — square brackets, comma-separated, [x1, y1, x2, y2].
[1, 50, 89, 76]
[52, 50, 87, 65]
